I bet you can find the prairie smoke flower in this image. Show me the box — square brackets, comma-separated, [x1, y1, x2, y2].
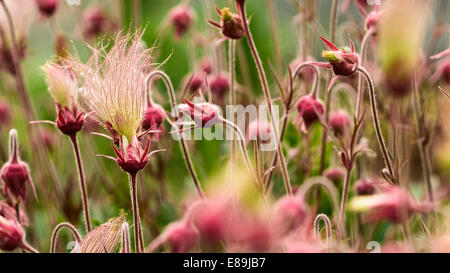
[274, 195, 307, 235]
[0, 129, 36, 202]
[324, 166, 345, 184]
[0, 216, 23, 251]
[295, 94, 324, 131]
[329, 109, 351, 137]
[208, 7, 245, 41]
[34, 0, 59, 18]
[82, 5, 117, 40]
[72, 213, 126, 253]
[179, 99, 221, 128]
[169, 5, 194, 40]
[200, 59, 212, 75]
[0, 0, 33, 74]
[354, 178, 376, 195]
[313, 36, 359, 89]
[209, 73, 229, 102]
[141, 102, 165, 140]
[70, 31, 151, 141]
[165, 220, 198, 253]
[189, 73, 204, 92]
[349, 186, 430, 223]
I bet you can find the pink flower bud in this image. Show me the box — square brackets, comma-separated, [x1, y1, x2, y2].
[187, 73, 204, 92]
[329, 109, 351, 137]
[180, 99, 221, 127]
[209, 73, 230, 102]
[0, 130, 36, 202]
[0, 201, 28, 226]
[35, 0, 59, 18]
[324, 167, 345, 184]
[166, 221, 198, 253]
[193, 203, 227, 244]
[247, 120, 271, 143]
[296, 94, 324, 129]
[113, 136, 151, 175]
[56, 104, 84, 137]
[141, 103, 165, 140]
[319, 36, 359, 76]
[365, 11, 381, 32]
[208, 7, 245, 40]
[354, 178, 376, 195]
[0, 216, 23, 251]
[201, 59, 213, 75]
[82, 6, 117, 40]
[169, 5, 194, 40]
[274, 195, 306, 234]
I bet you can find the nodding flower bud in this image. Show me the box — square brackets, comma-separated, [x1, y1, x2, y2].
[141, 103, 165, 140]
[365, 11, 381, 32]
[0, 99, 11, 129]
[324, 167, 346, 184]
[35, 0, 59, 18]
[187, 73, 204, 93]
[274, 195, 306, 234]
[247, 120, 271, 143]
[201, 59, 213, 75]
[82, 6, 117, 40]
[209, 73, 230, 102]
[169, 5, 194, 40]
[166, 221, 199, 253]
[296, 94, 324, 130]
[56, 104, 85, 137]
[0, 130, 36, 202]
[0, 216, 23, 251]
[319, 35, 359, 76]
[354, 178, 376, 195]
[329, 109, 351, 137]
[208, 7, 245, 40]
[179, 99, 221, 128]
[0, 201, 28, 225]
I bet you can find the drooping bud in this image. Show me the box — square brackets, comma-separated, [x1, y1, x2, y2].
[113, 136, 150, 176]
[274, 195, 307, 234]
[179, 99, 221, 128]
[365, 11, 382, 32]
[0, 130, 36, 202]
[0, 201, 28, 225]
[201, 59, 213, 75]
[209, 73, 230, 102]
[56, 105, 85, 137]
[319, 36, 359, 77]
[186, 73, 203, 93]
[0, 216, 23, 251]
[329, 109, 351, 137]
[324, 167, 346, 184]
[354, 178, 376, 195]
[35, 0, 59, 18]
[247, 120, 271, 144]
[165, 221, 198, 253]
[74, 213, 126, 253]
[296, 94, 324, 129]
[141, 103, 165, 140]
[169, 5, 194, 40]
[193, 203, 227, 244]
[82, 5, 117, 40]
[208, 7, 245, 40]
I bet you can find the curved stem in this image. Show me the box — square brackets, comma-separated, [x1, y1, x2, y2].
[265, 63, 319, 190]
[339, 166, 351, 239]
[69, 135, 91, 232]
[355, 29, 374, 119]
[318, 0, 339, 174]
[314, 213, 332, 246]
[147, 70, 204, 198]
[20, 241, 39, 253]
[50, 222, 82, 253]
[357, 66, 396, 183]
[129, 173, 144, 253]
[237, 1, 292, 195]
[229, 39, 237, 169]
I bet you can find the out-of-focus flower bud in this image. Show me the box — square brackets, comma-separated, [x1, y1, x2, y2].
[324, 167, 346, 184]
[329, 109, 351, 137]
[354, 178, 376, 195]
[35, 0, 59, 18]
[0, 216, 23, 251]
[0, 99, 11, 129]
[82, 5, 117, 40]
[247, 120, 271, 144]
[141, 102, 165, 140]
[296, 94, 324, 130]
[274, 195, 306, 234]
[209, 73, 229, 102]
[165, 221, 198, 253]
[179, 99, 221, 128]
[169, 5, 194, 40]
[0, 201, 28, 226]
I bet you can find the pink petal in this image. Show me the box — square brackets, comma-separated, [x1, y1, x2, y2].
[320, 35, 339, 51]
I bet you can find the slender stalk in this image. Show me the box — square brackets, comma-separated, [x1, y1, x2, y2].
[229, 39, 237, 168]
[121, 223, 131, 253]
[318, 0, 339, 174]
[237, 1, 292, 195]
[358, 67, 396, 183]
[412, 70, 433, 201]
[69, 135, 91, 232]
[265, 0, 282, 73]
[314, 213, 332, 247]
[355, 29, 374, 119]
[264, 63, 320, 190]
[147, 70, 204, 198]
[129, 173, 144, 253]
[50, 222, 83, 253]
[339, 166, 351, 238]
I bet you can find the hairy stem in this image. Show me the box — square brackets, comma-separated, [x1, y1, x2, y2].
[238, 1, 292, 195]
[50, 222, 82, 253]
[147, 70, 204, 198]
[339, 166, 351, 239]
[355, 29, 374, 120]
[129, 173, 144, 253]
[229, 39, 237, 168]
[69, 135, 91, 232]
[358, 67, 396, 183]
[121, 223, 131, 253]
[314, 213, 332, 247]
